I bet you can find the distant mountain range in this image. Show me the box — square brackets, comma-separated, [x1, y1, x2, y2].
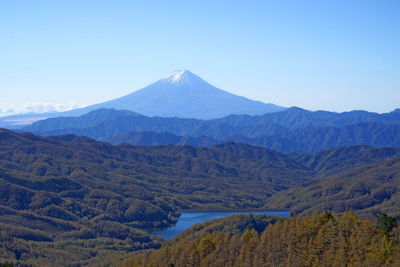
[22, 107, 400, 153]
[4, 69, 400, 154]
[0, 70, 284, 128]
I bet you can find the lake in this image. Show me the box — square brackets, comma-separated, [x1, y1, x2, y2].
[148, 210, 291, 240]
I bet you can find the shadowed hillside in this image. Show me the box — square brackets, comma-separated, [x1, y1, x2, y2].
[23, 107, 400, 153]
[294, 145, 400, 177]
[0, 128, 311, 265]
[266, 156, 400, 216]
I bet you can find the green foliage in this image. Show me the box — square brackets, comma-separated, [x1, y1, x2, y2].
[376, 212, 398, 237]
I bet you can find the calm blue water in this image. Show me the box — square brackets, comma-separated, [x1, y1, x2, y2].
[149, 211, 290, 240]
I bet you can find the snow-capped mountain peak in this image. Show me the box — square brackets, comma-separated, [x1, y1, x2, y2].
[162, 70, 196, 84]
[10, 70, 284, 122]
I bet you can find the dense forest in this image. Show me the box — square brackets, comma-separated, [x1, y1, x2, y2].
[122, 212, 400, 267]
[0, 128, 309, 265]
[1, 128, 400, 265]
[2, 1, 399, 266]
[267, 154, 400, 216]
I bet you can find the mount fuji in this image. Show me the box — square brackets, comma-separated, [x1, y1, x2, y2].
[68, 70, 284, 119]
[0, 70, 284, 128]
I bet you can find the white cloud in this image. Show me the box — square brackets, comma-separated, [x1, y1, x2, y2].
[0, 102, 88, 117]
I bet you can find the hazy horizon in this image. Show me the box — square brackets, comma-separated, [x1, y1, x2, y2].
[1, 0, 399, 116]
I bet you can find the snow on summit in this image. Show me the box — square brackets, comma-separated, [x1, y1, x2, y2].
[163, 70, 187, 82]
[5, 70, 285, 123]
[162, 70, 198, 84]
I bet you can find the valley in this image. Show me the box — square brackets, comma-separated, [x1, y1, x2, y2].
[2, 1, 400, 266]
[1, 127, 400, 265]
[2, 72, 400, 266]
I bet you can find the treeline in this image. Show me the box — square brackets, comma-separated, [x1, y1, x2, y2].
[122, 212, 400, 267]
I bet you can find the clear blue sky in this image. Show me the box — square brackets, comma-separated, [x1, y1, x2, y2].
[1, 0, 399, 115]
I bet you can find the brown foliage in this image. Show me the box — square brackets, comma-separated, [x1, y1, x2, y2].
[122, 212, 400, 267]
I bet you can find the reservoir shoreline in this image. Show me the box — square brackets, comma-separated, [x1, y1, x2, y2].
[149, 210, 291, 240]
[178, 208, 290, 213]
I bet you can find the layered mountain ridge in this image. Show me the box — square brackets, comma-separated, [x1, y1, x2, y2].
[23, 107, 400, 153]
[2, 128, 400, 264]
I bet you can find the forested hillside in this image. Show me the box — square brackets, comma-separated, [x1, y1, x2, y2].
[267, 155, 400, 216]
[2, 128, 400, 265]
[293, 145, 400, 177]
[122, 212, 400, 267]
[0, 128, 311, 265]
